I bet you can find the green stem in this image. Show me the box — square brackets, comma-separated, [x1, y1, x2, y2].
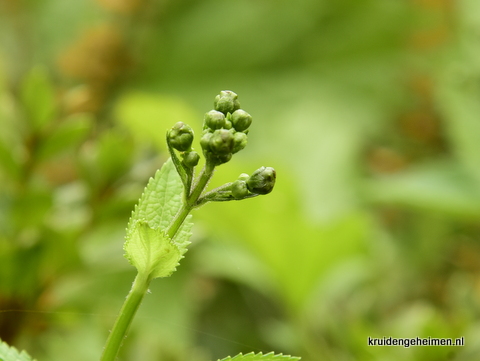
[165, 161, 215, 239]
[100, 273, 150, 361]
[188, 161, 215, 206]
[101, 159, 215, 361]
[166, 203, 191, 240]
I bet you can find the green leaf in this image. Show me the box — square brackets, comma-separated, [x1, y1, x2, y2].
[79, 130, 134, 189]
[129, 158, 192, 253]
[217, 352, 300, 361]
[20, 66, 56, 131]
[37, 113, 92, 161]
[0, 338, 36, 361]
[365, 161, 480, 218]
[124, 221, 181, 278]
[0, 139, 20, 181]
[125, 158, 192, 277]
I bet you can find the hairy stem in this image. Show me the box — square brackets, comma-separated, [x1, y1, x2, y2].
[188, 161, 215, 206]
[165, 160, 215, 239]
[100, 273, 149, 361]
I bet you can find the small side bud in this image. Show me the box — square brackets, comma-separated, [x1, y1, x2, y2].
[200, 132, 213, 152]
[232, 131, 248, 154]
[231, 109, 252, 132]
[182, 151, 200, 168]
[237, 173, 249, 181]
[168, 122, 194, 151]
[246, 166, 276, 195]
[231, 180, 249, 199]
[224, 119, 233, 129]
[204, 110, 226, 130]
[209, 129, 234, 155]
[214, 90, 240, 115]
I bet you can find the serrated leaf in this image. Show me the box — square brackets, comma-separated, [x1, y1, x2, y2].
[217, 352, 300, 361]
[0, 338, 36, 361]
[125, 158, 192, 278]
[124, 220, 181, 278]
[128, 158, 192, 254]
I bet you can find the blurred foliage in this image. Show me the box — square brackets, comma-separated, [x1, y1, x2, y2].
[1, 0, 480, 360]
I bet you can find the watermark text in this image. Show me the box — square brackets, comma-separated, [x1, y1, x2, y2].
[367, 336, 464, 348]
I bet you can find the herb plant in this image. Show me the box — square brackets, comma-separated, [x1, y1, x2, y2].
[0, 91, 299, 361]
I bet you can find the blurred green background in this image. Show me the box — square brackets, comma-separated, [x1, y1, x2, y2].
[1, 0, 480, 360]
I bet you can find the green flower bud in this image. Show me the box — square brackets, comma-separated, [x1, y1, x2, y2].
[204, 110, 226, 130]
[209, 129, 234, 155]
[182, 151, 200, 168]
[216, 153, 232, 165]
[246, 166, 276, 195]
[200, 132, 213, 152]
[231, 180, 249, 199]
[168, 122, 194, 151]
[214, 90, 240, 115]
[231, 109, 252, 132]
[237, 173, 249, 181]
[232, 131, 248, 154]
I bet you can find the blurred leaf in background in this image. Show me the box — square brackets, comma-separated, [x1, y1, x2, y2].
[1, 0, 480, 361]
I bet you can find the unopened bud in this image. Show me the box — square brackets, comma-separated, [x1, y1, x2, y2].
[204, 110, 226, 130]
[182, 151, 200, 168]
[246, 167, 276, 195]
[168, 122, 194, 151]
[237, 173, 249, 181]
[216, 153, 232, 165]
[231, 180, 249, 199]
[231, 109, 252, 132]
[200, 132, 213, 152]
[232, 131, 248, 154]
[214, 90, 240, 115]
[209, 129, 234, 155]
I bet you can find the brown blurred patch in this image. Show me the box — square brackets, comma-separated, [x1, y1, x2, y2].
[57, 24, 133, 114]
[453, 239, 480, 273]
[409, 0, 454, 51]
[399, 110, 440, 143]
[58, 24, 132, 86]
[367, 147, 408, 174]
[0, 0, 20, 13]
[377, 207, 405, 230]
[412, 0, 454, 11]
[0, 298, 26, 344]
[61, 84, 107, 114]
[409, 25, 450, 51]
[96, 0, 145, 14]
[37, 154, 79, 186]
[408, 73, 433, 104]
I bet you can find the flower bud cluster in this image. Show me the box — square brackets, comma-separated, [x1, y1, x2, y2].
[200, 91, 252, 166]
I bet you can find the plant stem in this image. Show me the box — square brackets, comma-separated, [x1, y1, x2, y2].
[188, 161, 215, 207]
[101, 159, 215, 361]
[100, 273, 149, 361]
[166, 203, 191, 240]
[165, 161, 215, 239]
